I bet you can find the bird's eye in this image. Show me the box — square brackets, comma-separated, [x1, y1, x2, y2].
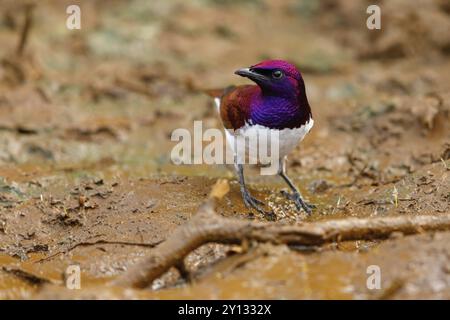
[272, 70, 284, 79]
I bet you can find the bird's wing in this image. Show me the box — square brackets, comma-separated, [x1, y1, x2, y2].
[216, 85, 256, 130]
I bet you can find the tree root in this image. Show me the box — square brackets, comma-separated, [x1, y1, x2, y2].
[114, 180, 450, 289]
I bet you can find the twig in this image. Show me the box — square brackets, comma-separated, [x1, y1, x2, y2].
[375, 278, 406, 300]
[1, 266, 59, 286]
[115, 77, 154, 98]
[17, 2, 35, 57]
[36, 239, 162, 263]
[114, 180, 450, 289]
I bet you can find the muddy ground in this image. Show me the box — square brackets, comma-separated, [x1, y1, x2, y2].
[0, 0, 449, 299]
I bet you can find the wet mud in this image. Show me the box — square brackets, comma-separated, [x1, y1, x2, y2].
[0, 0, 449, 299]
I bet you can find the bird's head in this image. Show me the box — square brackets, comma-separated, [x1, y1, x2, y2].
[234, 60, 304, 98]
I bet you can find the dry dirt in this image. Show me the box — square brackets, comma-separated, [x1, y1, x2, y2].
[0, 0, 449, 299]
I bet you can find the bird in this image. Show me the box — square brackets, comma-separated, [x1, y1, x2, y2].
[208, 59, 314, 215]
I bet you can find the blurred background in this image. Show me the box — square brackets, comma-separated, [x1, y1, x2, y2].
[0, 0, 449, 299]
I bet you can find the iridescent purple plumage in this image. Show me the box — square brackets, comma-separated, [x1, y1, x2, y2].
[248, 61, 311, 129]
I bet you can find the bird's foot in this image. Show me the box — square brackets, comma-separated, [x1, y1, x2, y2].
[242, 191, 267, 215]
[280, 190, 315, 214]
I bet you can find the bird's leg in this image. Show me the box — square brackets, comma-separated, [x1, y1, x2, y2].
[278, 157, 314, 214]
[234, 162, 266, 214]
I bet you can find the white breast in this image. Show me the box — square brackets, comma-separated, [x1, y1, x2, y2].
[215, 97, 313, 163]
[225, 119, 314, 163]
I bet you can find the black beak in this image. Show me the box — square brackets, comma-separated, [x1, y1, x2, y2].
[234, 68, 268, 82]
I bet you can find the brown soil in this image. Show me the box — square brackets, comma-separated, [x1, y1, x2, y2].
[0, 0, 449, 299]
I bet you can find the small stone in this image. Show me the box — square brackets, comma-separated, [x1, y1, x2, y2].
[309, 179, 332, 193]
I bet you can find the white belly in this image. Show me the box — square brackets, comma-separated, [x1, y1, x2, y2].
[225, 119, 314, 163]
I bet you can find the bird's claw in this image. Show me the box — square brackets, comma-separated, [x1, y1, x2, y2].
[280, 190, 315, 214]
[242, 192, 267, 214]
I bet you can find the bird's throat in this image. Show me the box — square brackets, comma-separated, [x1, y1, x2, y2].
[250, 92, 311, 130]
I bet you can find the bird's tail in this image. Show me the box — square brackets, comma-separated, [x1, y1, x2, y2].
[201, 85, 236, 99]
[201, 88, 226, 98]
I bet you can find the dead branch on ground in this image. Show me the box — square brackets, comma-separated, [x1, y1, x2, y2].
[114, 180, 450, 289]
